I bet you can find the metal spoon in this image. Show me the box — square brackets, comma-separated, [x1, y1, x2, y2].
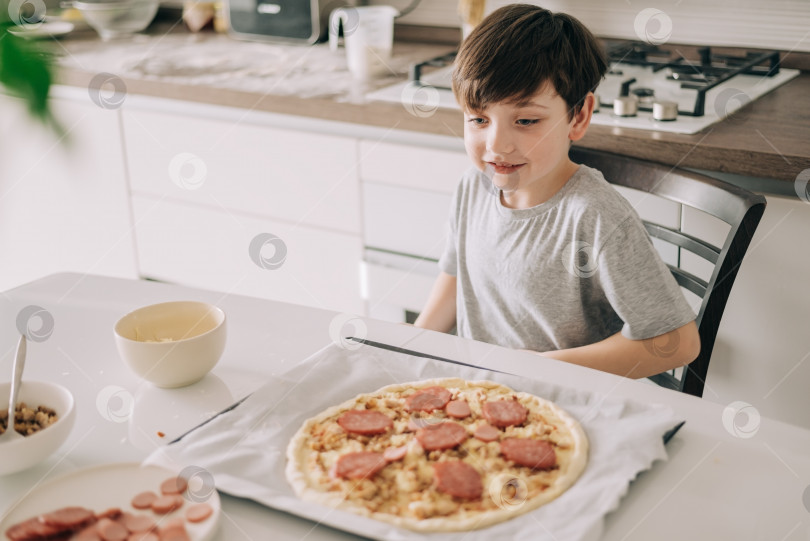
[1, 335, 27, 443]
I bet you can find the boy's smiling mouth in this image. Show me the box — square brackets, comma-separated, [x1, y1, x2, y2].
[487, 161, 525, 174]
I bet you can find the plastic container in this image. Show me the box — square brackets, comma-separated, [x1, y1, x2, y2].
[329, 5, 398, 79]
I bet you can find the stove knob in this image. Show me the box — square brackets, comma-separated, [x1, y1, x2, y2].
[613, 96, 638, 117]
[631, 87, 655, 106]
[652, 101, 678, 121]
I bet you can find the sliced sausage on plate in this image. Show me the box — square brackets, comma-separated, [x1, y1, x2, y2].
[96, 517, 129, 541]
[151, 495, 184, 515]
[156, 520, 190, 541]
[184, 503, 214, 523]
[97, 508, 123, 520]
[40, 506, 95, 529]
[74, 524, 103, 541]
[5, 517, 65, 541]
[160, 476, 188, 495]
[131, 491, 159, 510]
[120, 512, 156, 533]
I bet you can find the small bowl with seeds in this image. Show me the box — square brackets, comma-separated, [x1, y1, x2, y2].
[0, 380, 76, 475]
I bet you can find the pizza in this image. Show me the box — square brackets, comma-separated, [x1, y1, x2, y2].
[285, 378, 588, 532]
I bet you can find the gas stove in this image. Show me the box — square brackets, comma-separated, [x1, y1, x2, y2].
[366, 41, 799, 134]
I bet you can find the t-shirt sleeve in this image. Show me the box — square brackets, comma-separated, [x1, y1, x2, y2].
[438, 180, 462, 277]
[596, 216, 697, 340]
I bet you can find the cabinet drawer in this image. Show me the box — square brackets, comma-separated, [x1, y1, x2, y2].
[358, 140, 469, 194]
[123, 109, 360, 234]
[132, 195, 364, 314]
[362, 183, 452, 260]
[362, 261, 437, 314]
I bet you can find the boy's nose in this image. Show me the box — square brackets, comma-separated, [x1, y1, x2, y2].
[486, 123, 515, 155]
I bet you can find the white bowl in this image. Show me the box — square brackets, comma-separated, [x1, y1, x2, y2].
[114, 301, 227, 388]
[72, 0, 159, 40]
[0, 381, 76, 476]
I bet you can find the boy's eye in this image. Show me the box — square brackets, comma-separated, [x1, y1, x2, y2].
[467, 117, 487, 125]
[517, 119, 539, 126]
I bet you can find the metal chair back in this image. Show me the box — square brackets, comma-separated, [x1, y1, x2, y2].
[570, 146, 766, 397]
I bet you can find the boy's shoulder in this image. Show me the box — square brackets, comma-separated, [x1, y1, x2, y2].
[567, 163, 631, 198]
[560, 164, 639, 222]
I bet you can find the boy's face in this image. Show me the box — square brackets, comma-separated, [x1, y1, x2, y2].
[463, 84, 592, 204]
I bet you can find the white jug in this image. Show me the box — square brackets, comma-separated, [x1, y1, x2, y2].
[329, 5, 398, 79]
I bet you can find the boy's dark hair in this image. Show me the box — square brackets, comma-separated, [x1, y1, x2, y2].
[452, 4, 608, 119]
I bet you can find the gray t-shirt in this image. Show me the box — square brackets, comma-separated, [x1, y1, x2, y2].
[438, 165, 696, 352]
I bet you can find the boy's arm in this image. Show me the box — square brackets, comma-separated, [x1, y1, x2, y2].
[413, 272, 457, 333]
[533, 320, 700, 379]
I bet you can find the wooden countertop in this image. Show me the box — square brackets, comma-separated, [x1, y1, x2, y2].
[52, 24, 810, 186]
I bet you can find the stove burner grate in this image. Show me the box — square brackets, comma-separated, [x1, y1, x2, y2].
[605, 44, 782, 116]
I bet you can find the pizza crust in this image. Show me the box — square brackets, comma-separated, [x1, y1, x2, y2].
[285, 378, 588, 532]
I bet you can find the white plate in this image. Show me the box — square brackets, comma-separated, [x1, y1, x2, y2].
[7, 21, 75, 39]
[0, 462, 221, 540]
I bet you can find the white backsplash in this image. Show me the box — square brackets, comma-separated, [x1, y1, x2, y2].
[377, 0, 810, 52]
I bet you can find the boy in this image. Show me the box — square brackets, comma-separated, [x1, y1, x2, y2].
[414, 4, 700, 379]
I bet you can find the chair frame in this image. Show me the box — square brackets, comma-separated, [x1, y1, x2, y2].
[570, 146, 766, 397]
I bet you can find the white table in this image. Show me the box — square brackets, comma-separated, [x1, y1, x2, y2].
[1, 273, 809, 540]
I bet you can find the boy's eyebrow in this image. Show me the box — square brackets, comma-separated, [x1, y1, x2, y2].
[513, 100, 550, 109]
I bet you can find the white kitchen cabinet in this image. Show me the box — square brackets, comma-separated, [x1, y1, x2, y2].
[132, 195, 364, 314]
[362, 183, 452, 260]
[120, 103, 364, 314]
[357, 140, 467, 322]
[122, 109, 360, 234]
[358, 140, 466, 262]
[358, 140, 469, 194]
[0, 91, 137, 293]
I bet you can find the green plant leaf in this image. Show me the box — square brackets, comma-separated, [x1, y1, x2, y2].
[0, 22, 54, 124]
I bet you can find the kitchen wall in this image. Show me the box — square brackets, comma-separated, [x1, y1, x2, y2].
[380, 0, 810, 53]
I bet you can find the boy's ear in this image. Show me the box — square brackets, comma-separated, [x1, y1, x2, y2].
[569, 93, 595, 142]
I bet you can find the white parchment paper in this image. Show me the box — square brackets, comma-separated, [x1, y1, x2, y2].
[145, 342, 682, 541]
